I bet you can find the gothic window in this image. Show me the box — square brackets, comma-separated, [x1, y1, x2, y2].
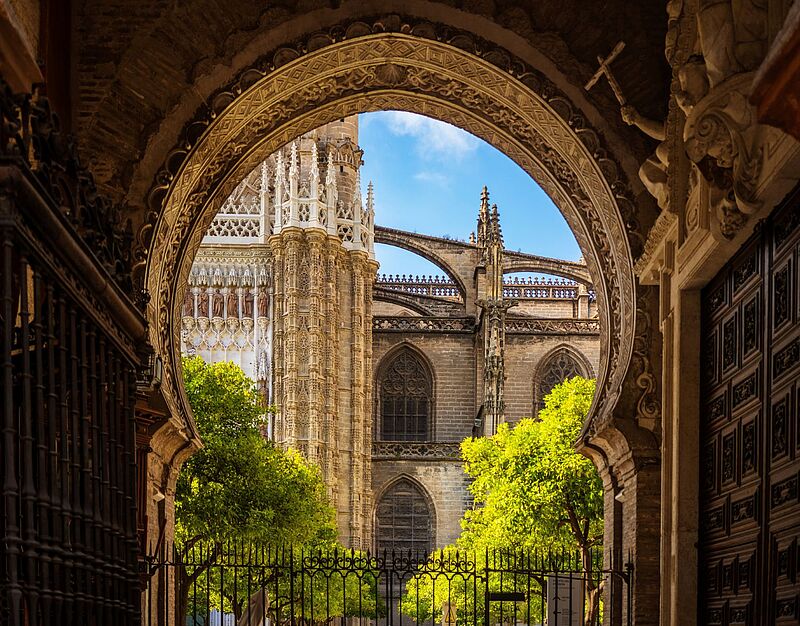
[535, 349, 586, 413]
[378, 349, 432, 441]
[375, 479, 433, 554]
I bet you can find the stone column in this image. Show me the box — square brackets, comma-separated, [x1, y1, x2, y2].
[577, 282, 590, 318]
[344, 250, 378, 547]
[270, 237, 286, 442]
[619, 455, 661, 626]
[601, 463, 624, 626]
[269, 227, 374, 548]
[664, 290, 701, 626]
[323, 237, 341, 508]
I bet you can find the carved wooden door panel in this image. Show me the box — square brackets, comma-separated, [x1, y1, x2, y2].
[700, 191, 800, 626]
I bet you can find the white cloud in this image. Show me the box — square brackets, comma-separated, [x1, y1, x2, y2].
[413, 171, 451, 187]
[380, 111, 479, 161]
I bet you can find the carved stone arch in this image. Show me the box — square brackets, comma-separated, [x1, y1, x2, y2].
[136, 19, 658, 467]
[373, 473, 436, 554]
[374, 343, 435, 442]
[533, 343, 595, 415]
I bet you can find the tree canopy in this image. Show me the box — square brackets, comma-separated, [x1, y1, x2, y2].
[176, 357, 348, 621]
[177, 356, 337, 549]
[458, 375, 602, 555]
[402, 376, 603, 624]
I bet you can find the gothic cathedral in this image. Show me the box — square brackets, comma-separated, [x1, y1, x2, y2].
[180, 115, 600, 550]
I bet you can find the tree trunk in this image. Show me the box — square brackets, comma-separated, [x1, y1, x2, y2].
[176, 541, 221, 623]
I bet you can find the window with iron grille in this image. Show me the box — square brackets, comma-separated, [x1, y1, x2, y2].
[378, 348, 432, 441]
[375, 479, 433, 554]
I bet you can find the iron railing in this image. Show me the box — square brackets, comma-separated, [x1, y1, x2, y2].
[144, 543, 631, 626]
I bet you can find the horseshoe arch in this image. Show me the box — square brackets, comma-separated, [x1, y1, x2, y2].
[139, 25, 641, 459]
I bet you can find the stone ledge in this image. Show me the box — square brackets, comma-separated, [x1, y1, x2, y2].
[372, 441, 462, 460]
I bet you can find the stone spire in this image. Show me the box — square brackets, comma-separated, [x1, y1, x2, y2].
[476, 185, 490, 248]
[366, 181, 376, 259]
[489, 203, 503, 245]
[274, 150, 285, 230]
[326, 146, 338, 235]
[476, 190, 515, 435]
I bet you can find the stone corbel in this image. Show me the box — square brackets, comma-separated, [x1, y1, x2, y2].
[684, 72, 763, 239]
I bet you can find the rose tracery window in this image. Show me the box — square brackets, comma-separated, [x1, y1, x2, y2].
[535, 349, 586, 412]
[375, 479, 433, 554]
[378, 349, 432, 441]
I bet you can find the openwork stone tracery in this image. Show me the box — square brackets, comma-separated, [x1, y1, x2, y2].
[377, 349, 433, 442]
[534, 346, 592, 413]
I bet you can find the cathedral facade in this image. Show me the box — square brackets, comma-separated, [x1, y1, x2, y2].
[180, 115, 600, 550]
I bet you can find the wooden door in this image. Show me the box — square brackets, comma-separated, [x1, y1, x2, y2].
[700, 189, 800, 625]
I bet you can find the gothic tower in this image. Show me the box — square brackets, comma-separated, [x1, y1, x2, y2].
[269, 117, 378, 548]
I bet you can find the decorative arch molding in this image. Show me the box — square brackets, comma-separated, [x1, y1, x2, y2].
[375, 341, 437, 387]
[373, 472, 437, 516]
[373, 473, 437, 553]
[532, 343, 595, 414]
[137, 17, 657, 459]
[374, 342, 436, 442]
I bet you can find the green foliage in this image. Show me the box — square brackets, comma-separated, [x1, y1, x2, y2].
[401, 376, 603, 623]
[177, 357, 337, 548]
[177, 357, 342, 620]
[458, 376, 601, 554]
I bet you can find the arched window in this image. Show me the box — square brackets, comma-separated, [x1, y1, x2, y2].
[535, 349, 586, 412]
[375, 479, 433, 554]
[378, 348, 432, 441]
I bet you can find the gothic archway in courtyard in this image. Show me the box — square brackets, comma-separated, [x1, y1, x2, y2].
[136, 20, 660, 472]
[374, 475, 436, 554]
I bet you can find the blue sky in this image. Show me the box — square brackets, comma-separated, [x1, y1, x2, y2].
[359, 111, 581, 277]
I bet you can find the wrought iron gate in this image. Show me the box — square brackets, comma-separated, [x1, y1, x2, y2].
[1, 82, 145, 625]
[699, 188, 800, 624]
[145, 543, 631, 626]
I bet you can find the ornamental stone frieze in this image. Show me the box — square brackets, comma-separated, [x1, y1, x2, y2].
[372, 442, 461, 461]
[504, 318, 601, 335]
[372, 316, 476, 333]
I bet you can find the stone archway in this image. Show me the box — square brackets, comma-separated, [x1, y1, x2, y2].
[137, 22, 653, 445]
[136, 17, 662, 623]
[373, 474, 437, 554]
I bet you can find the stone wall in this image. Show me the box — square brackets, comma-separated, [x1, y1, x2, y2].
[371, 326, 600, 544]
[372, 460, 470, 549]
